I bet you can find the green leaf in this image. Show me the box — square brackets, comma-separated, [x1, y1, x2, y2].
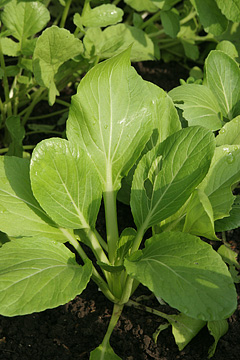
[183, 189, 219, 240]
[124, 0, 158, 12]
[216, 116, 240, 146]
[215, 0, 240, 22]
[216, 40, 239, 60]
[169, 84, 222, 131]
[198, 145, 240, 221]
[116, 228, 136, 263]
[217, 244, 240, 283]
[0, 37, 20, 57]
[83, 24, 159, 62]
[205, 50, 240, 120]
[30, 138, 102, 229]
[0, 156, 66, 242]
[169, 313, 206, 351]
[181, 39, 199, 61]
[6, 115, 25, 157]
[131, 126, 215, 230]
[90, 341, 121, 360]
[67, 48, 155, 192]
[160, 9, 180, 38]
[125, 232, 237, 321]
[33, 26, 83, 105]
[0, 237, 92, 316]
[1, 0, 50, 42]
[82, 4, 123, 27]
[207, 319, 229, 358]
[215, 195, 240, 232]
[193, 0, 228, 36]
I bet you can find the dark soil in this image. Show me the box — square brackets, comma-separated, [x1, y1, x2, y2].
[0, 61, 239, 360]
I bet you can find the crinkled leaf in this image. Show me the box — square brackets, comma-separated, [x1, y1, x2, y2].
[6, 115, 25, 157]
[169, 84, 222, 131]
[183, 189, 219, 240]
[90, 341, 121, 360]
[217, 244, 240, 283]
[83, 24, 159, 62]
[193, 0, 228, 36]
[216, 116, 240, 146]
[215, 0, 240, 22]
[0, 156, 66, 242]
[0, 237, 92, 316]
[207, 320, 229, 358]
[131, 126, 215, 230]
[124, 0, 158, 12]
[33, 26, 83, 105]
[198, 145, 240, 220]
[160, 9, 180, 38]
[30, 138, 102, 229]
[82, 4, 123, 27]
[125, 232, 237, 321]
[215, 195, 240, 232]
[1, 0, 50, 41]
[67, 48, 155, 192]
[206, 50, 240, 120]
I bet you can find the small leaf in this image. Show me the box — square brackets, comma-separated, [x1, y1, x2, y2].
[1, 0, 50, 42]
[6, 115, 25, 157]
[116, 227, 136, 263]
[207, 319, 229, 358]
[33, 26, 83, 105]
[160, 9, 180, 38]
[193, 0, 228, 36]
[125, 231, 237, 321]
[217, 244, 240, 283]
[215, 195, 240, 232]
[206, 50, 240, 120]
[0, 237, 92, 316]
[90, 340, 121, 360]
[82, 4, 123, 28]
[96, 261, 124, 273]
[0, 37, 20, 57]
[124, 0, 158, 12]
[183, 189, 219, 241]
[30, 138, 102, 229]
[216, 40, 239, 60]
[169, 84, 222, 131]
[216, 116, 240, 146]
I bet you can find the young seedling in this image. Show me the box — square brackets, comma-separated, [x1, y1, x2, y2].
[0, 48, 238, 359]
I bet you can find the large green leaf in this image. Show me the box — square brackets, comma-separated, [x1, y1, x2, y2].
[130, 126, 215, 230]
[193, 0, 228, 36]
[215, 0, 240, 22]
[125, 232, 237, 321]
[81, 4, 123, 27]
[83, 24, 159, 62]
[67, 49, 155, 192]
[198, 145, 240, 220]
[207, 320, 229, 358]
[1, 0, 50, 42]
[33, 26, 83, 105]
[215, 195, 240, 232]
[0, 237, 92, 316]
[0, 156, 66, 242]
[205, 51, 240, 120]
[30, 138, 102, 229]
[216, 116, 240, 146]
[169, 84, 222, 131]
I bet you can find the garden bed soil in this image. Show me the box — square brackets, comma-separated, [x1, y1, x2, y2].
[0, 61, 239, 360]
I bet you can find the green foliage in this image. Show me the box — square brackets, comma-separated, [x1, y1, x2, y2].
[0, 49, 238, 359]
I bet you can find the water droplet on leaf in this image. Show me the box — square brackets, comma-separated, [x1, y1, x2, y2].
[219, 128, 226, 134]
[226, 152, 235, 164]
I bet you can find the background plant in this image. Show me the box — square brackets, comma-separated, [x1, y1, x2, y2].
[0, 49, 239, 359]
